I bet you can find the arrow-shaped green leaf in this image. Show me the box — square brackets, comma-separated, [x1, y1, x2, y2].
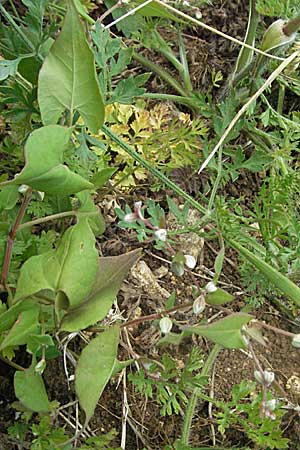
[60, 249, 141, 331]
[13, 125, 93, 195]
[38, 0, 104, 133]
[185, 313, 253, 349]
[14, 220, 99, 310]
[75, 325, 120, 424]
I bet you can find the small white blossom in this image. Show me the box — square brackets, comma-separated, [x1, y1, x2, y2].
[159, 317, 173, 334]
[124, 212, 137, 223]
[18, 184, 29, 194]
[184, 254, 197, 269]
[35, 359, 46, 375]
[292, 334, 300, 348]
[134, 201, 142, 209]
[254, 370, 275, 386]
[193, 296, 206, 315]
[195, 10, 202, 19]
[154, 228, 167, 242]
[36, 191, 45, 201]
[266, 399, 277, 411]
[205, 281, 217, 293]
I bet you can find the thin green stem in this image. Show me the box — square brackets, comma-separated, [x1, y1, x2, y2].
[235, 0, 259, 75]
[0, 355, 26, 371]
[18, 210, 77, 231]
[277, 83, 285, 115]
[101, 125, 207, 215]
[133, 51, 191, 98]
[154, 0, 284, 61]
[178, 31, 193, 92]
[208, 147, 223, 211]
[139, 92, 197, 108]
[181, 344, 221, 445]
[0, 4, 37, 55]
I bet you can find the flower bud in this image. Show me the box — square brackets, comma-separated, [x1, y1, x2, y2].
[184, 254, 197, 269]
[124, 212, 137, 223]
[254, 370, 275, 386]
[292, 334, 300, 348]
[193, 295, 206, 315]
[205, 281, 217, 293]
[261, 19, 296, 53]
[159, 317, 172, 334]
[154, 228, 167, 242]
[36, 191, 44, 201]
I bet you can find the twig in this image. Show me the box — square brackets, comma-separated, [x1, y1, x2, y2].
[104, 0, 153, 29]
[121, 369, 128, 449]
[154, 0, 284, 61]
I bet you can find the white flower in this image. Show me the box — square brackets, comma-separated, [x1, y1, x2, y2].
[36, 191, 45, 201]
[254, 370, 275, 386]
[292, 334, 300, 348]
[154, 228, 167, 242]
[35, 359, 46, 375]
[193, 296, 206, 315]
[18, 184, 29, 194]
[266, 399, 277, 411]
[205, 281, 217, 293]
[124, 212, 137, 223]
[195, 10, 202, 19]
[159, 317, 173, 334]
[184, 254, 197, 269]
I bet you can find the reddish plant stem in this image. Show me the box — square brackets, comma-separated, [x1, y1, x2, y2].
[120, 301, 194, 329]
[1, 189, 32, 287]
[255, 321, 295, 337]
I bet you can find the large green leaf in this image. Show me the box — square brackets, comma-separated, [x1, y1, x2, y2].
[14, 220, 99, 310]
[0, 304, 40, 350]
[75, 325, 120, 424]
[14, 366, 50, 412]
[0, 185, 19, 212]
[13, 125, 92, 195]
[60, 249, 141, 331]
[185, 313, 253, 349]
[38, 0, 104, 133]
[0, 299, 37, 333]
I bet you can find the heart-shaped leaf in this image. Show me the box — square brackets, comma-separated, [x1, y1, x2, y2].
[60, 249, 141, 331]
[75, 325, 120, 424]
[185, 313, 253, 349]
[13, 125, 92, 195]
[0, 299, 37, 333]
[38, 0, 104, 133]
[0, 304, 40, 350]
[14, 365, 50, 412]
[14, 220, 99, 311]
